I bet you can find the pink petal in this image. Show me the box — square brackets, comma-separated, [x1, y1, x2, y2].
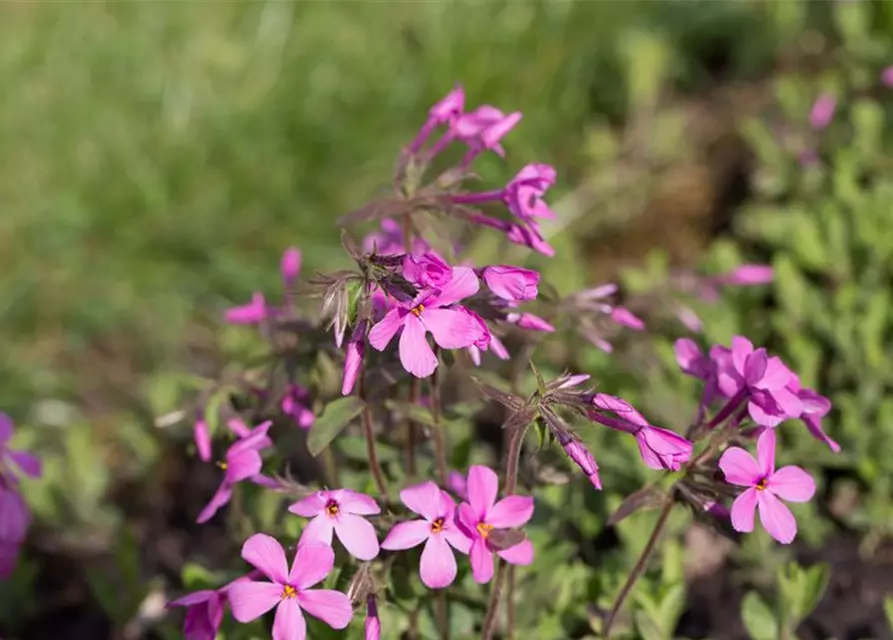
[497, 538, 534, 566]
[242, 534, 289, 583]
[8, 450, 41, 479]
[771, 386, 803, 418]
[194, 421, 212, 463]
[226, 449, 263, 484]
[757, 491, 797, 544]
[229, 421, 272, 454]
[337, 490, 381, 516]
[423, 308, 484, 350]
[334, 514, 380, 561]
[228, 581, 282, 622]
[420, 535, 457, 589]
[767, 466, 815, 503]
[756, 429, 776, 477]
[730, 336, 754, 375]
[757, 357, 793, 390]
[399, 481, 443, 521]
[729, 488, 758, 533]
[0, 413, 12, 444]
[470, 538, 495, 584]
[290, 542, 335, 589]
[743, 350, 768, 386]
[443, 526, 472, 554]
[430, 267, 479, 307]
[298, 514, 335, 549]
[196, 483, 233, 524]
[227, 418, 252, 438]
[487, 496, 534, 529]
[298, 589, 353, 629]
[381, 520, 431, 551]
[169, 589, 217, 608]
[399, 314, 438, 378]
[273, 599, 306, 640]
[718, 447, 761, 487]
[467, 465, 499, 518]
[288, 492, 327, 518]
[368, 309, 405, 351]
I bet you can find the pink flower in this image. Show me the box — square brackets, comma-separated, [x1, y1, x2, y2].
[381, 481, 471, 589]
[456, 465, 535, 584]
[452, 106, 522, 159]
[718, 429, 816, 544]
[558, 435, 601, 490]
[716, 265, 774, 287]
[674, 338, 715, 381]
[506, 312, 555, 332]
[168, 588, 226, 640]
[193, 417, 212, 462]
[506, 220, 555, 257]
[225, 292, 269, 325]
[403, 253, 453, 288]
[228, 535, 353, 639]
[590, 394, 692, 471]
[280, 247, 302, 287]
[281, 383, 315, 430]
[289, 489, 381, 561]
[197, 421, 273, 524]
[883, 65, 893, 88]
[503, 164, 557, 222]
[787, 378, 839, 453]
[610, 307, 645, 331]
[809, 93, 836, 130]
[482, 266, 540, 302]
[408, 85, 465, 153]
[446, 470, 468, 501]
[341, 321, 367, 396]
[363, 219, 430, 256]
[718, 337, 803, 427]
[365, 595, 381, 640]
[0, 481, 30, 543]
[368, 267, 486, 378]
[0, 412, 42, 482]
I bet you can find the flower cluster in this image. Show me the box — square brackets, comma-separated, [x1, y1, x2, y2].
[0, 413, 42, 579]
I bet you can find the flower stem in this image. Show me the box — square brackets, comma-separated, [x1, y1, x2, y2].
[359, 371, 388, 497]
[436, 591, 450, 640]
[602, 496, 675, 638]
[506, 565, 516, 639]
[403, 213, 419, 478]
[430, 348, 448, 486]
[481, 417, 529, 639]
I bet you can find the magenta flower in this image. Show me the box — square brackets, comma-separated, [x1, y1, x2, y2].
[718, 337, 803, 427]
[0, 412, 42, 482]
[280, 247, 302, 287]
[503, 164, 557, 222]
[408, 85, 465, 154]
[0, 481, 30, 543]
[281, 383, 315, 430]
[365, 595, 381, 640]
[225, 292, 269, 325]
[446, 470, 468, 501]
[506, 219, 555, 257]
[558, 434, 601, 490]
[674, 338, 715, 381]
[452, 106, 522, 160]
[193, 417, 212, 463]
[169, 587, 228, 640]
[610, 307, 645, 331]
[482, 265, 540, 302]
[716, 264, 774, 287]
[289, 489, 381, 561]
[341, 320, 367, 396]
[456, 465, 535, 584]
[228, 535, 353, 640]
[883, 65, 893, 88]
[403, 253, 452, 289]
[197, 421, 273, 523]
[590, 394, 693, 471]
[506, 311, 555, 332]
[381, 481, 471, 589]
[363, 219, 430, 256]
[368, 266, 486, 378]
[809, 93, 837, 130]
[719, 429, 816, 544]
[788, 378, 839, 453]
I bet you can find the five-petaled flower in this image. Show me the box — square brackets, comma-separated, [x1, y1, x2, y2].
[228, 535, 353, 640]
[289, 489, 381, 561]
[456, 465, 535, 584]
[381, 481, 471, 589]
[369, 266, 486, 378]
[719, 429, 816, 544]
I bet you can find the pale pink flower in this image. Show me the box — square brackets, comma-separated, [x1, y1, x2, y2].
[289, 489, 381, 561]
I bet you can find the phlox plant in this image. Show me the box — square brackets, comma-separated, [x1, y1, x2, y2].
[1, 86, 837, 640]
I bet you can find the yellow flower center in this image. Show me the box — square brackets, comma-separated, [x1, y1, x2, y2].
[216, 461, 228, 470]
[281, 585, 297, 600]
[325, 500, 340, 517]
[411, 304, 425, 317]
[431, 517, 445, 534]
[756, 478, 768, 491]
[476, 522, 494, 539]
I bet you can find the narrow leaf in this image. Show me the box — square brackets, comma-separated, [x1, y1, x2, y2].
[307, 397, 366, 456]
[609, 486, 667, 526]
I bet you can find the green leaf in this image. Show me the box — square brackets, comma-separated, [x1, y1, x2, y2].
[884, 595, 893, 632]
[741, 591, 778, 640]
[799, 564, 830, 620]
[306, 396, 365, 456]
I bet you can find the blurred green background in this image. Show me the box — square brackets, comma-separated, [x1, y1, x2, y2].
[3, 1, 893, 639]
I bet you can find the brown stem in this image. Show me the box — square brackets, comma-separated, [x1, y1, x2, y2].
[430, 347, 448, 486]
[359, 372, 388, 496]
[481, 419, 528, 639]
[602, 496, 675, 638]
[436, 591, 450, 640]
[405, 379, 419, 477]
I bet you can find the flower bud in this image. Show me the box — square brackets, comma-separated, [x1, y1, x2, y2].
[482, 265, 540, 302]
[280, 247, 301, 287]
[342, 321, 367, 396]
[559, 436, 601, 490]
[365, 595, 381, 640]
